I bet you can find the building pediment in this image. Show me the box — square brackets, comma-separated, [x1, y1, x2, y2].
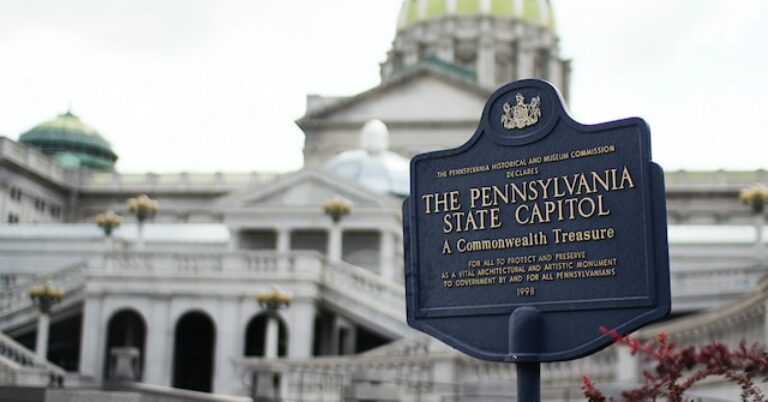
[298, 65, 491, 128]
[217, 169, 398, 209]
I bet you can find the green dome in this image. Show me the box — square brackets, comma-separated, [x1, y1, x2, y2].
[19, 111, 118, 171]
[397, 0, 556, 30]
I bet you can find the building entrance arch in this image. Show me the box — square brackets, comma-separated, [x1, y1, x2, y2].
[172, 311, 216, 392]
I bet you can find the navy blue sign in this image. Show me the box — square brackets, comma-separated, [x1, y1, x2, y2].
[403, 79, 670, 362]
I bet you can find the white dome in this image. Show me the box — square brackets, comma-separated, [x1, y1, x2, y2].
[324, 120, 410, 197]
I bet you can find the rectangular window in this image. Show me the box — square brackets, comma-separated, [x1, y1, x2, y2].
[7, 213, 19, 224]
[9, 187, 22, 202]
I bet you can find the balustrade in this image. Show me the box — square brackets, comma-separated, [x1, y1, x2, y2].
[235, 346, 617, 401]
[0, 331, 65, 386]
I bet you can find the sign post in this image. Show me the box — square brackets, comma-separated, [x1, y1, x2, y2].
[403, 79, 670, 400]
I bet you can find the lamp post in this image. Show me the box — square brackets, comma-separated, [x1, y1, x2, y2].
[96, 210, 123, 249]
[127, 195, 158, 251]
[29, 282, 63, 360]
[740, 184, 768, 247]
[256, 286, 293, 359]
[323, 196, 352, 262]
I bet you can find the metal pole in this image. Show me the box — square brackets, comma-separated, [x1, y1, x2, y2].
[516, 362, 540, 402]
[509, 307, 542, 402]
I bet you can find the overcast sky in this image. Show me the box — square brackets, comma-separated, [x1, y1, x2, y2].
[0, 1, 766, 173]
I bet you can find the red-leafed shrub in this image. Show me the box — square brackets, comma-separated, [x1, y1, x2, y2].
[582, 328, 768, 402]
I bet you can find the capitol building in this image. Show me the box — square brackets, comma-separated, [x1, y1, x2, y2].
[1, 1, 767, 401]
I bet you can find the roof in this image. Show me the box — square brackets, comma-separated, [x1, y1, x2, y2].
[298, 62, 491, 126]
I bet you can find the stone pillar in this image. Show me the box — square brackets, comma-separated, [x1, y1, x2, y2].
[616, 345, 639, 383]
[379, 231, 396, 280]
[214, 299, 242, 394]
[137, 222, 146, 251]
[144, 298, 171, 386]
[763, 300, 768, 348]
[328, 226, 342, 262]
[264, 316, 279, 360]
[477, 32, 496, 87]
[228, 228, 239, 251]
[403, 43, 419, 66]
[78, 296, 105, 383]
[287, 301, 317, 358]
[35, 313, 50, 360]
[516, 44, 535, 79]
[276, 229, 291, 253]
[435, 33, 455, 63]
[548, 57, 564, 92]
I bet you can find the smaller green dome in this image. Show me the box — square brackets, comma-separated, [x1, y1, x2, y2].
[19, 111, 118, 171]
[397, 0, 556, 31]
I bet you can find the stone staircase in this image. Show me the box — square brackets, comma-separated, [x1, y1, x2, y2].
[0, 330, 65, 387]
[0, 261, 87, 333]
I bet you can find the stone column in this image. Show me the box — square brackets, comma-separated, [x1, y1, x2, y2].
[264, 316, 279, 359]
[144, 297, 172, 386]
[435, 34, 455, 63]
[214, 299, 242, 395]
[328, 226, 342, 262]
[477, 32, 496, 87]
[516, 44, 535, 79]
[228, 228, 240, 251]
[35, 313, 50, 360]
[403, 43, 419, 66]
[548, 57, 564, 92]
[276, 229, 291, 254]
[287, 301, 317, 358]
[616, 345, 639, 383]
[137, 221, 146, 251]
[763, 299, 768, 348]
[379, 230, 396, 280]
[78, 296, 105, 384]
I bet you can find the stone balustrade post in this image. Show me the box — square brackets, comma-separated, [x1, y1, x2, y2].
[616, 345, 639, 383]
[379, 230, 396, 280]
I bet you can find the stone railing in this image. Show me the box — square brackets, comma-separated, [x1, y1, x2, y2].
[0, 261, 87, 319]
[108, 381, 252, 402]
[641, 273, 768, 349]
[233, 346, 616, 401]
[0, 137, 70, 187]
[671, 262, 766, 312]
[664, 169, 767, 189]
[102, 251, 313, 276]
[321, 259, 406, 323]
[104, 252, 225, 274]
[77, 171, 280, 193]
[0, 331, 65, 386]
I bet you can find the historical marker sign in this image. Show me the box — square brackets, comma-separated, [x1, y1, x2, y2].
[403, 79, 670, 363]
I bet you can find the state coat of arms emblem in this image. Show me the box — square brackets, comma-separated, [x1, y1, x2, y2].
[501, 93, 541, 130]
